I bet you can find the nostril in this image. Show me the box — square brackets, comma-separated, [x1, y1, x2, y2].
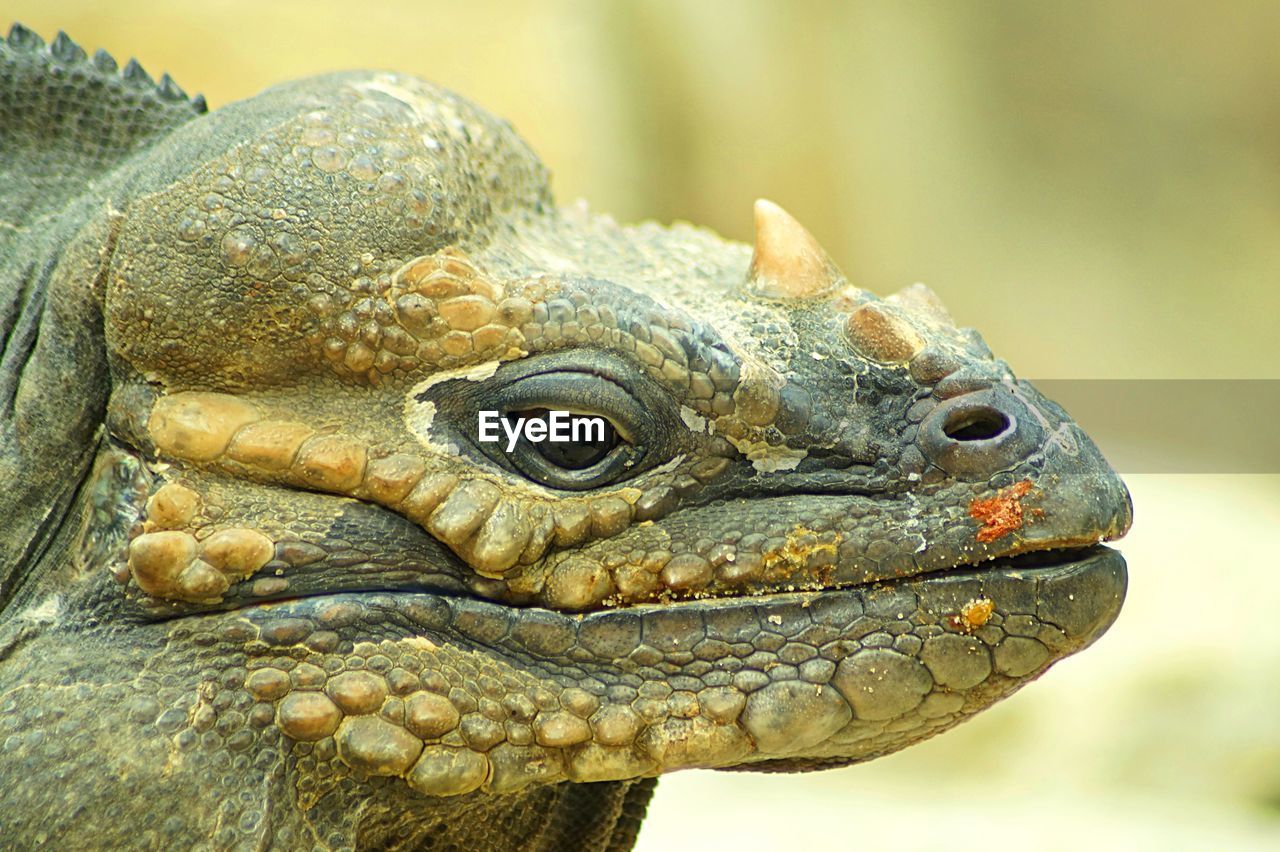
[919, 388, 1041, 480]
[942, 407, 1011, 442]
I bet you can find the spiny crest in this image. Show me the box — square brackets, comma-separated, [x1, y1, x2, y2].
[4, 23, 207, 113]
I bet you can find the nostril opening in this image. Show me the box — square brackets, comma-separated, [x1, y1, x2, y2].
[921, 390, 1040, 479]
[943, 407, 1011, 442]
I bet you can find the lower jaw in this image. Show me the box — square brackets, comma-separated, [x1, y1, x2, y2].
[202, 544, 1125, 789]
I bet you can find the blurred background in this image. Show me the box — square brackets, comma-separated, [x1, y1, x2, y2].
[8, 1, 1278, 847]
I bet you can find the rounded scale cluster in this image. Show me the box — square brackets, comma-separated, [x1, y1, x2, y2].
[128, 482, 274, 603]
[315, 248, 529, 385]
[530, 519, 845, 612]
[245, 636, 629, 797]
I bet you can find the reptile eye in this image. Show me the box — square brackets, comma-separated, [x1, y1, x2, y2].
[474, 370, 653, 491]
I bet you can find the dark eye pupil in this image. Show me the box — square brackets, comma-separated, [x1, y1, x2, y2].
[504, 409, 620, 470]
[540, 435, 615, 469]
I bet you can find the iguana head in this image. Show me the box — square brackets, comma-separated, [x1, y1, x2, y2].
[100, 71, 1130, 781]
[3, 48, 1129, 841]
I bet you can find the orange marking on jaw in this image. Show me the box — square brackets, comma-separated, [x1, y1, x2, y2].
[969, 480, 1034, 543]
[949, 597, 994, 633]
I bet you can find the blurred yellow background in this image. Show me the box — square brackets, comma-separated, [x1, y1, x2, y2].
[8, 1, 1279, 848]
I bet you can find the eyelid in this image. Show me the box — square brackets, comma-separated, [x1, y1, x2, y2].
[506, 406, 634, 444]
[498, 373, 645, 444]
[520, 362, 633, 388]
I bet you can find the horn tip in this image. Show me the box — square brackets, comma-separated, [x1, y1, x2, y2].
[747, 199, 840, 300]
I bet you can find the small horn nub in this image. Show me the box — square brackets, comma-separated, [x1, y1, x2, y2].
[747, 199, 841, 300]
[885, 282, 953, 325]
[844, 303, 924, 363]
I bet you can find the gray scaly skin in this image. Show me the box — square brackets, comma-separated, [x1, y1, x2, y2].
[0, 25, 1132, 850]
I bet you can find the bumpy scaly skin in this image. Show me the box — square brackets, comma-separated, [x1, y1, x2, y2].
[0, 26, 1131, 851]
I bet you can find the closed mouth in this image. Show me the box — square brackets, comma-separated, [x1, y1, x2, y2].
[183, 541, 1124, 627]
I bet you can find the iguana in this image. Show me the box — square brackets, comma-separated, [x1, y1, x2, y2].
[0, 25, 1131, 851]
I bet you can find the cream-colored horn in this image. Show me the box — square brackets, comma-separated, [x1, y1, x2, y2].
[747, 199, 841, 300]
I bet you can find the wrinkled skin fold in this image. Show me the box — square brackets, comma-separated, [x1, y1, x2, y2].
[0, 26, 1130, 851]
